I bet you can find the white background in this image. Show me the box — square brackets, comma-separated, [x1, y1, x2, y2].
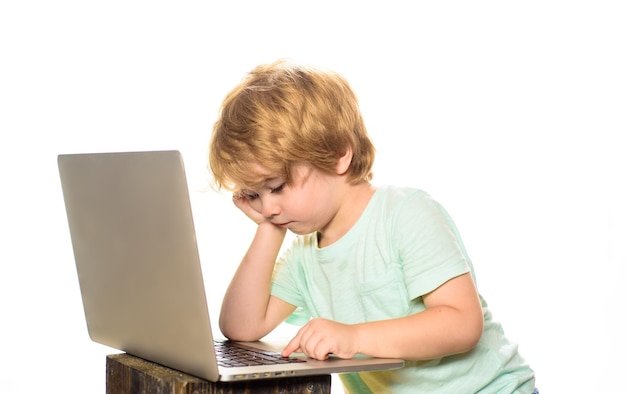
[1, 1, 624, 392]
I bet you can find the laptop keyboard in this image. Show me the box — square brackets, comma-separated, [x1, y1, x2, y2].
[214, 341, 306, 368]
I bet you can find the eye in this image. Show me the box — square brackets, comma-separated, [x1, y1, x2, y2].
[270, 183, 285, 194]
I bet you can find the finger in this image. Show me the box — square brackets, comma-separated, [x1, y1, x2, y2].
[281, 334, 302, 357]
[308, 339, 331, 360]
[298, 331, 329, 360]
[232, 189, 243, 200]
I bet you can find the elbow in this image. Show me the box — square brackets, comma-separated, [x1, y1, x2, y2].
[222, 331, 263, 342]
[458, 314, 484, 353]
[219, 316, 266, 342]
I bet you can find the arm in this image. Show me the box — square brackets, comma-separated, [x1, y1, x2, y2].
[282, 272, 483, 360]
[219, 200, 297, 341]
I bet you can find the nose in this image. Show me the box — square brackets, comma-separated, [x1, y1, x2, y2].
[260, 196, 281, 218]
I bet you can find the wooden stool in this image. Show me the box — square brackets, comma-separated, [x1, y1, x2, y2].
[106, 353, 332, 394]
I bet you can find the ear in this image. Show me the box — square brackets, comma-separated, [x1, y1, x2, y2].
[335, 146, 353, 176]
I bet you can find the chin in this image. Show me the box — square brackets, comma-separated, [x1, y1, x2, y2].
[287, 226, 312, 236]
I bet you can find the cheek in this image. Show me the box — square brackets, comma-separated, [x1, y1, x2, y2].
[287, 193, 315, 215]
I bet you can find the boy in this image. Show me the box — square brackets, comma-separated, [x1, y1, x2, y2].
[208, 59, 536, 393]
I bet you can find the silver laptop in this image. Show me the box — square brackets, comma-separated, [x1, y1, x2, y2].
[57, 150, 404, 382]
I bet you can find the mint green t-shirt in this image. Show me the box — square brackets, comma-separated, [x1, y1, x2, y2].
[271, 186, 535, 393]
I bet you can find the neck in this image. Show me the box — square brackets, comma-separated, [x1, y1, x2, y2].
[317, 181, 376, 248]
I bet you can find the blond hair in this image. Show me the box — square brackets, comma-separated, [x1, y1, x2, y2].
[208, 59, 375, 191]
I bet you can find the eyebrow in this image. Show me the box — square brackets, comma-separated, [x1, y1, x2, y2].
[263, 177, 283, 185]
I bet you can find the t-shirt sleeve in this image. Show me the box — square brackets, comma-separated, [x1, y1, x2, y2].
[393, 191, 471, 300]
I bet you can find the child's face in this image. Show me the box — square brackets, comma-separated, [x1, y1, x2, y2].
[237, 163, 344, 236]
